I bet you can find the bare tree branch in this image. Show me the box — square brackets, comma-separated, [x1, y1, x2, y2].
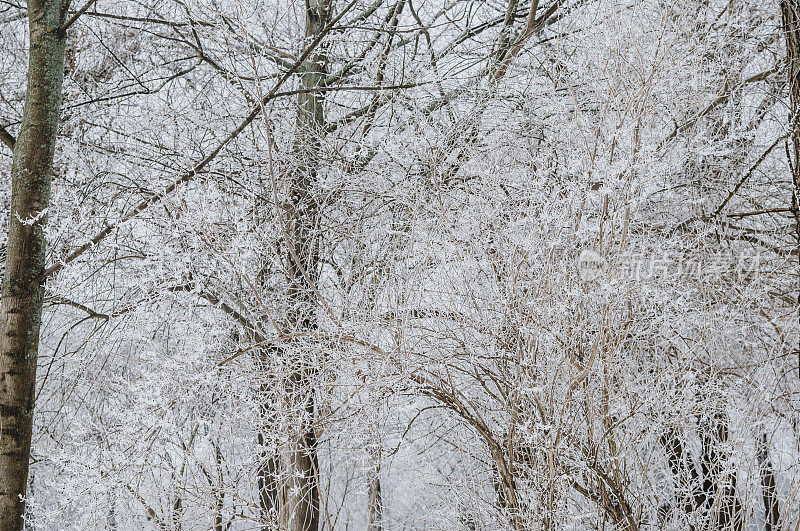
[40, 0, 362, 282]
[0, 125, 15, 151]
[59, 0, 98, 36]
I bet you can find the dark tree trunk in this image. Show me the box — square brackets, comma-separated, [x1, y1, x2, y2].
[661, 417, 743, 531]
[0, 0, 68, 529]
[756, 434, 780, 531]
[697, 412, 742, 530]
[257, 1, 331, 530]
[782, 0, 800, 382]
[661, 428, 702, 525]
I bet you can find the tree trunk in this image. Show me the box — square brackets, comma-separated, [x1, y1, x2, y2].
[263, 1, 332, 530]
[257, 348, 280, 527]
[782, 0, 800, 382]
[696, 411, 742, 531]
[0, 1, 68, 529]
[756, 433, 780, 531]
[661, 428, 702, 522]
[366, 447, 383, 531]
[661, 417, 743, 531]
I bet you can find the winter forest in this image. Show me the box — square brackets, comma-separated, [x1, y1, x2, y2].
[2, 0, 800, 529]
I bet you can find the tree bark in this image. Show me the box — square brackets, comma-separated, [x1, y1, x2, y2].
[262, 1, 332, 530]
[782, 0, 800, 382]
[0, 0, 68, 529]
[661, 417, 743, 531]
[366, 447, 383, 531]
[756, 433, 780, 531]
[661, 428, 702, 521]
[697, 412, 742, 530]
[257, 348, 280, 527]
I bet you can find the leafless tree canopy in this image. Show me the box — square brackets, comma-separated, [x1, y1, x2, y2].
[0, 0, 799, 529]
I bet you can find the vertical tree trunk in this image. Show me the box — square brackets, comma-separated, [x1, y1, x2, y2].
[662, 406, 742, 531]
[697, 412, 742, 530]
[661, 416, 743, 531]
[0, 1, 68, 529]
[366, 447, 383, 531]
[781, 4, 800, 523]
[264, 1, 331, 530]
[660, 428, 702, 521]
[782, 0, 800, 381]
[756, 433, 780, 531]
[257, 348, 280, 526]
